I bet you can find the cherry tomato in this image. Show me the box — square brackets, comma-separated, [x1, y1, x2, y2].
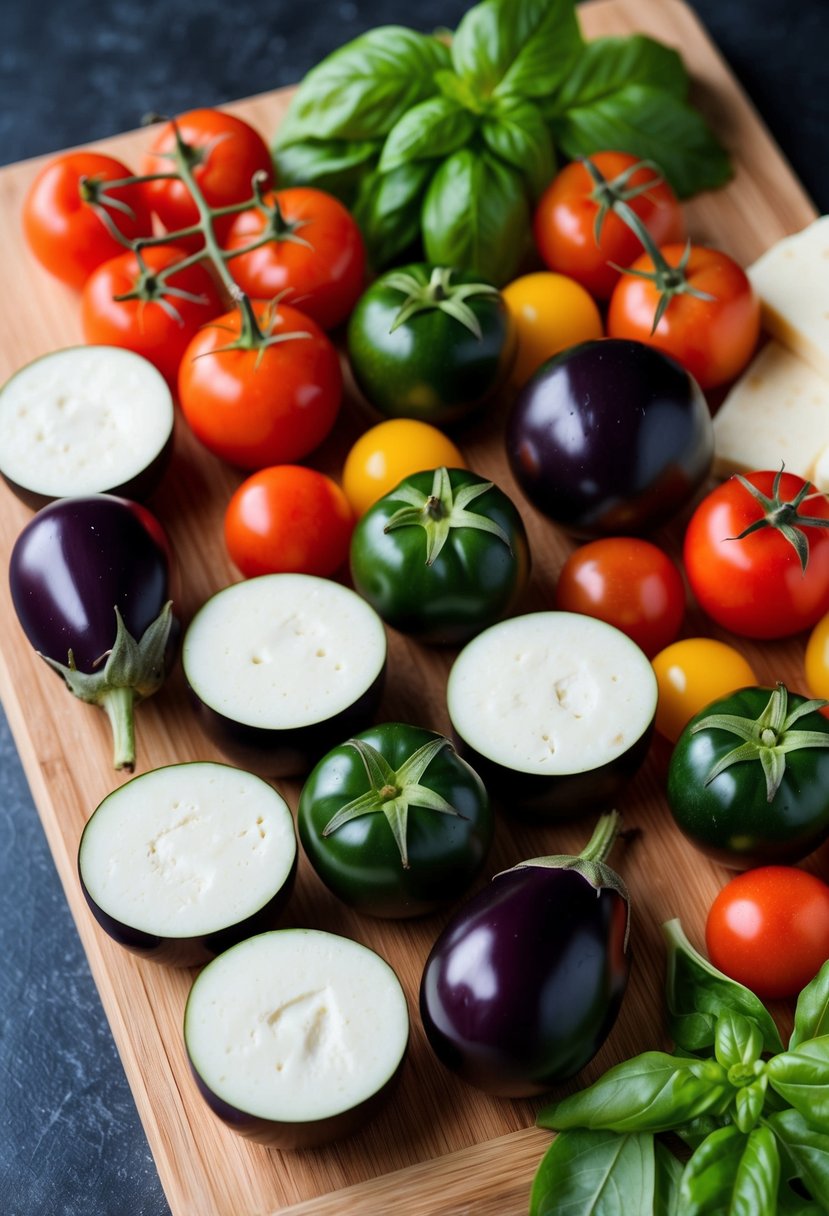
[225, 465, 354, 578]
[556, 537, 685, 658]
[533, 152, 685, 300]
[141, 109, 273, 246]
[806, 613, 829, 714]
[80, 245, 224, 385]
[224, 187, 365, 330]
[178, 301, 342, 469]
[501, 272, 603, 387]
[706, 867, 829, 999]
[342, 419, 466, 517]
[651, 638, 757, 743]
[607, 244, 760, 389]
[23, 152, 154, 290]
[684, 470, 829, 639]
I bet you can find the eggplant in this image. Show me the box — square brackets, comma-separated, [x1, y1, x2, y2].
[420, 812, 630, 1097]
[0, 345, 174, 509]
[182, 574, 387, 777]
[78, 762, 297, 967]
[8, 494, 178, 770]
[506, 338, 713, 537]
[184, 928, 409, 1148]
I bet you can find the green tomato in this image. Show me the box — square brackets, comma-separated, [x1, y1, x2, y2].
[346, 263, 515, 424]
[350, 466, 531, 645]
[297, 723, 493, 919]
[667, 683, 829, 868]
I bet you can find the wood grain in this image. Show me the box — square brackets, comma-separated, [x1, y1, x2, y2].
[0, 1, 818, 1213]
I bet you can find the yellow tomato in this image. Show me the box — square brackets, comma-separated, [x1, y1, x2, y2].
[501, 271, 603, 387]
[342, 418, 465, 517]
[651, 637, 758, 743]
[805, 613, 829, 704]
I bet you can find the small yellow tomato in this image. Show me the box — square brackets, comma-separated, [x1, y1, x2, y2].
[805, 613, 829, 707]
[501, 271, 603, 387]
[342, 418, 465, 517]
[651, 637, 757, 743]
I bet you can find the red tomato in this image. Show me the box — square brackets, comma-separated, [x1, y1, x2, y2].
[555, 537, 685, 658]
[706, 866, 829, 999]
[80, 245, 225, 384]
[532, 152, 685, 300]
[178, 300, 342, 469]
[607, 243, 760, 389]
[225, 465, 354, 578]
[22, 152, 154, 290]
[224, 187, 365, 330]
[683, 469, 829, 639]
[141, 109, 273, 246]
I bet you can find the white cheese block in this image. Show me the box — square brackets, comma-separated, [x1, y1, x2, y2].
[748, 216, 829, 378]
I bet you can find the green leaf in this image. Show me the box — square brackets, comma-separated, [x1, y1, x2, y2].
[530, 1128, 656, 1216]
[767, 1036, 829, 1124]
[768, 1109, 829, 1209]
[654, 1141, 684, 1216]
[676, 1116, 730, 1152]
[482, 97, 555, 198]
[715, 1011, 764, 1069]
[272, 137, 379, 204]
[550, 83, 732, 199]
[452, 0, 583, 101]
[352, 161, 433, 270]
[276, 27, 450, 146]
[421, 149, 529, 286]
[734, 1079, 767, 1134]
[547, 35, 688, 113]
[379, 96, 476, 172]
[791, 961, 829, 1049]
[680, 1124, 779, 1215]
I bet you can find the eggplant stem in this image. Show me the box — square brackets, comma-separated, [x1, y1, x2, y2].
[579, 810, 622, 865]
[101, 685, 136, 772]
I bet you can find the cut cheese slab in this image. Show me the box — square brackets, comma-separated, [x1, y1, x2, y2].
[748, 216, 829, 378]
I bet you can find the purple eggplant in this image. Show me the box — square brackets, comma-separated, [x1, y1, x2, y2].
[506, 338, 713, 537]
[420, 812, 630, 1098]
[8, 494, 178, 771]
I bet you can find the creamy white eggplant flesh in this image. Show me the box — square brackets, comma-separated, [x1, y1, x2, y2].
[447, 611, 657, 817]
[183, 574, 387, 777]
[184, 929, 409, 1148]
[0, 345, 174, 508]
[78, 763, 297, 966]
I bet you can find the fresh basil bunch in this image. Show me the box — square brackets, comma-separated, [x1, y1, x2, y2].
[531, 919, 829, 1216]
[273, 0, 731, 284]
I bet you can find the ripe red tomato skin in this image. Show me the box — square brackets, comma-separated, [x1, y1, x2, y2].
[23, 152, 154, 290]
[533, 152, 685, 300]
[607, 244, 760, 389]
[706, 866, 829, 1000]
[224, 187, 365, 330]
[683, 470, 829, 639]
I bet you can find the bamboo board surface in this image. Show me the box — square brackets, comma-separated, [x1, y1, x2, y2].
[0, 1, 819, 1212]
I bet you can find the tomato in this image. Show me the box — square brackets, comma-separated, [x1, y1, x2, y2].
[224, 465, 353, 578]
[607, 243, 760, 389]
[80, 245, 224, 385]
[533, 152, 685, 300]
[806, 613, 829, 711]
[555, 537, 685, 658]
[706, 867, 829, 999]
[141, 109, 273, 245]
[224, 187, 365, 330]
[684, 469, 829, 639]
[651, 637, 757, 743]
[178, 301, 342, 469]
[342, 419, 465, 517]
[23, 152, 154, 290]
[501, 272, 603, 387]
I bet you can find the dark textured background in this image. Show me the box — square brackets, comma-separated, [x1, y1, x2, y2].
[1, 2, 826, 1213]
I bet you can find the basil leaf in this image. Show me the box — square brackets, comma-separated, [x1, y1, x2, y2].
[654, 1140, 684, 1216]
[777, 1182, 825, 1216]
[379, 97, 476, 173]
[482, 97, 555, 199]
[530, 1128, 655, 1216]
[547, 35, 688, 114]
[273, 137, 379, 204]
[767, 1036, 829, 1123]
[680, 1125, 779, 1215]
[715, 1010, 764, 1069]
[276, 27, 450, 146]
[352, 162, 433, 270]
[769, 1108, 829, 1209]
[791, 960, 829, 1049]
[734, 1079, 768, 1134]
[421, 149, 529, 286]
[677, 1115, 729, 1152]
[664, 920, 784, 1056]
[451, 0, 583, 101]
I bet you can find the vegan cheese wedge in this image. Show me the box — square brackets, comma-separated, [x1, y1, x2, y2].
[748, 215, 829, 379]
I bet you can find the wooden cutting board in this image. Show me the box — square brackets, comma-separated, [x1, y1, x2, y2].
[0, 1, 818, 1213]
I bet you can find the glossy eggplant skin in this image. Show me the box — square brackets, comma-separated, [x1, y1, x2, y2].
[420, 865, 630, 1097]
[506, 338, 713, 537]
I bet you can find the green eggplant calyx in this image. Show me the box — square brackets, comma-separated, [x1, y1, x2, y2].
[729, 466, 829, 572]
[383, 466, 512, 565]
[321, 735, 464, 869]
[693, 681, 829, 802]
[384, 265, 500, 339]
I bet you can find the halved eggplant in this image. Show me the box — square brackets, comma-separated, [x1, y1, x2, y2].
[0, 345, 174, 508]
[184, 928, 409, 1148]
[446, 611, 657, 817]
[182, 574, 387, 777]
[78, 762, 297, 966]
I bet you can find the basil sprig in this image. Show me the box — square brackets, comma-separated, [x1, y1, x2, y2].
[532, 921, 829, 1216]
[273, 0, 730, 285]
